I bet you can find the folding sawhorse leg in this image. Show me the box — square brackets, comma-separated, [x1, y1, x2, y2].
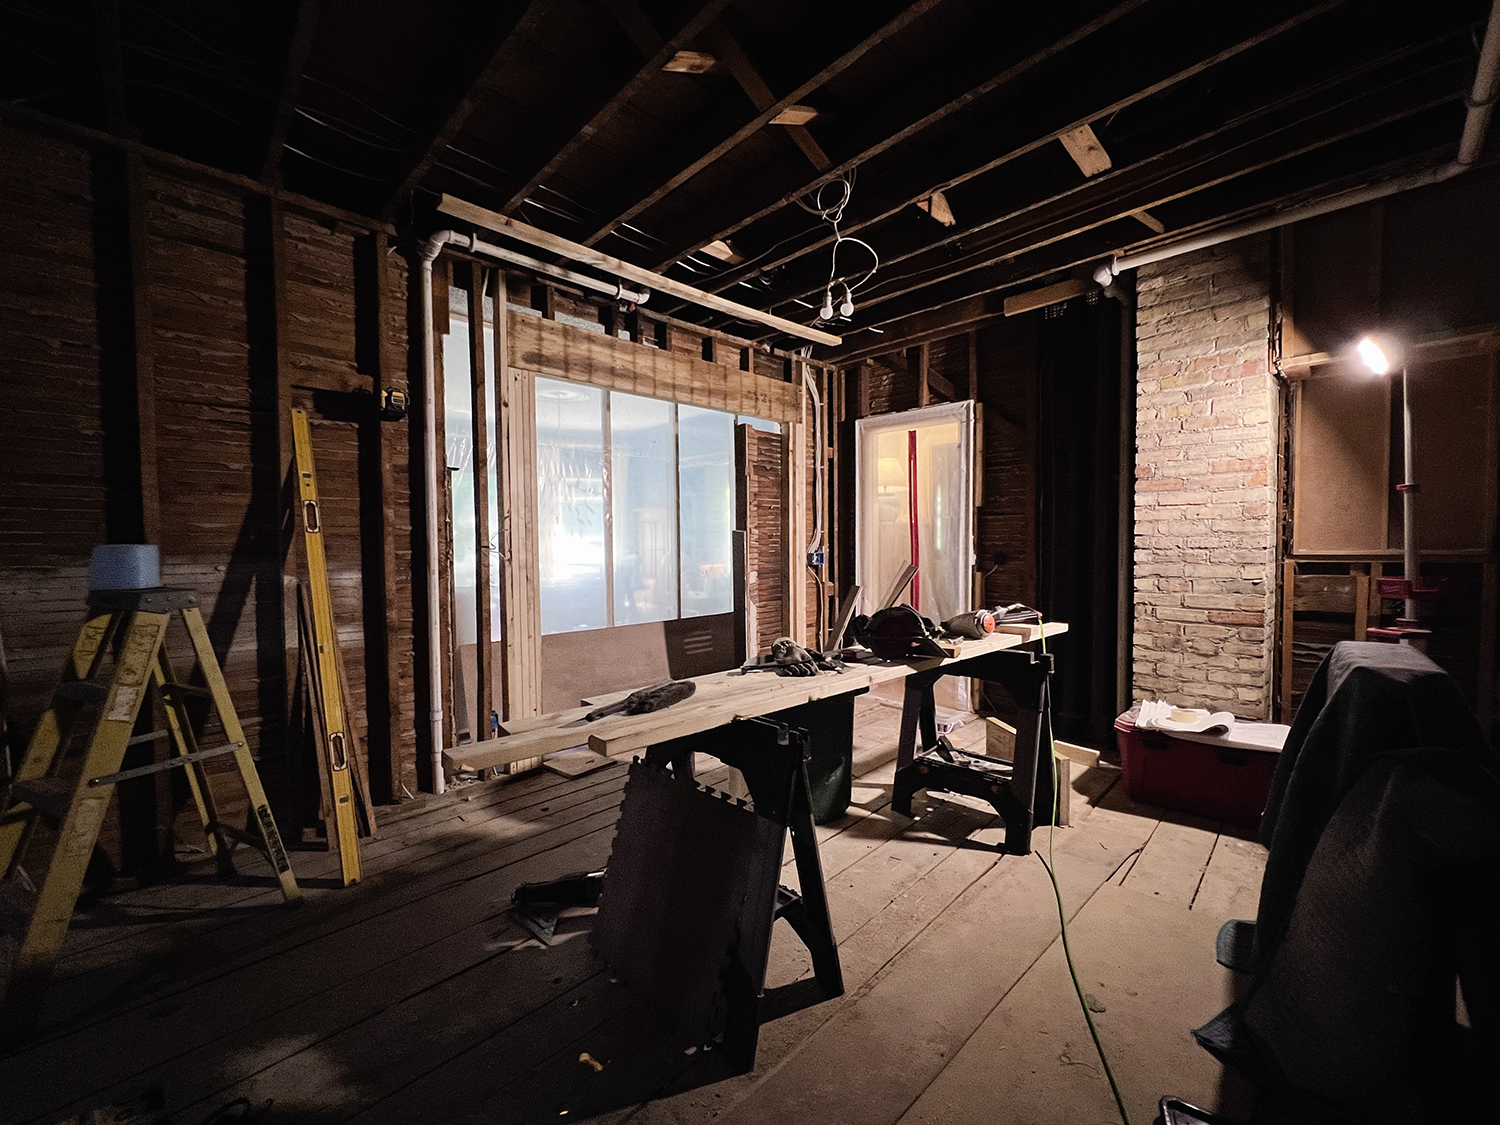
[891, 647, 1057, 857]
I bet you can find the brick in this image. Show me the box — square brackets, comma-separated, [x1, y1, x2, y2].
[1207, 610, 1264, 626]
[1156, 606, 1209, 623]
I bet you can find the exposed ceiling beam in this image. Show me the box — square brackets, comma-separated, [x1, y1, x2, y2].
[799, 135, 1462, 348]
[731, 37, 1469, 324]
[437, 193, 842, 345]
[260, 0, 323, 184]
[379, 0, 550, 223]
[661, 0, 1343, 285]
[1003, 278, 1097, 316]
[698, 22, 830, 172]
[645, 0, 1155, 270]
[827, 292, 1011, 364]
[497, 0, 733, 214]
[578, 0, 949, 246]
[783, 69, 1463, 326]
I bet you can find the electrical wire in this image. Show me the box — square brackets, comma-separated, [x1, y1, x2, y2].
[798, 171, 880, 325]
[1037, 622, 1132, 1125]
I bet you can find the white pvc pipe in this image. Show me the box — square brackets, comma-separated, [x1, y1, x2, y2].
[1458, 0, 1500, 167]
[420, 231, 461, 794]
[467, 235, 649, 305]
[802, 360, 825, 556]
[1095, 0, 1500, 282]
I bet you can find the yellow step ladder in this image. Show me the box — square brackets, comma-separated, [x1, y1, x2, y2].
[0, 586, 300, 1043]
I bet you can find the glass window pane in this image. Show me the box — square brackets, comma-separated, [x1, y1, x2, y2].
[611, 394, 677, 625]
[443, 310, 477, 653]
[536, 378, 608, 633]
[678, 405, 735, 617]
[484, 319, 501, 644]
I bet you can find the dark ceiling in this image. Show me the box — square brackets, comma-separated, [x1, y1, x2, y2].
[2, 0, 1494, 356]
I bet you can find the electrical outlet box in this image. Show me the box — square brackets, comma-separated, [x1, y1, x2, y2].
[807, 549, 825, 568]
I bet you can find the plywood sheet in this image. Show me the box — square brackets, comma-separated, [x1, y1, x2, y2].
[1292, 375, 1390, 553]
[539, 620, 672, 713]
[1409, 351, 1497, 552]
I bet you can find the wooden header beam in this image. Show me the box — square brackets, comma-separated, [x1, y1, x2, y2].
[437, 193, 842, 346]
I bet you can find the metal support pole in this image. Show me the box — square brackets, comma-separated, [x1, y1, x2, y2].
[1399, 366, 1419, 623]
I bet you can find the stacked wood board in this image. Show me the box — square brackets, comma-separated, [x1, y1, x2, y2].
[445, 624, 1067, 773]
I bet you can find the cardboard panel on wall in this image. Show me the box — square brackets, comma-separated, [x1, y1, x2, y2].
[1292, 374, 1390, 553]
[1409, 352, 1498, 552]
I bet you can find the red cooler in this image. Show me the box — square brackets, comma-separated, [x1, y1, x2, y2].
[1114, 710, 1286, 829]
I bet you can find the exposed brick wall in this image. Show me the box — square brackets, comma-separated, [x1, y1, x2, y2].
[1132, 239, 1279, 719]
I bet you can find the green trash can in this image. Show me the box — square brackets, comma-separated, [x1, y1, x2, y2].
[767, 690, 863, 824]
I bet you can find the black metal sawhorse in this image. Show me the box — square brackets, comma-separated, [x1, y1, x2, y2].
[645, 714, 845, 1066]
[511, 708, 848, 1072]
[891, 646, 1056, 857]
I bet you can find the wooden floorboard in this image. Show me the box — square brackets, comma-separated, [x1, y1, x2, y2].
[0, 700, 1268, 1125]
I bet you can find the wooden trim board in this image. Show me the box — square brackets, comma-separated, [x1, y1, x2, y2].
[508, 311, 801, 422]
[438, 193, 841, 347]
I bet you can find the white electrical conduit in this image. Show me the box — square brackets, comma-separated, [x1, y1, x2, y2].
[418, 230, 650, 793]
[802, 360, 825, 557]
[1094, 0, 1500, 283]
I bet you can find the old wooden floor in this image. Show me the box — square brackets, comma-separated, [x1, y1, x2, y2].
[2, 699, 1266, 1125]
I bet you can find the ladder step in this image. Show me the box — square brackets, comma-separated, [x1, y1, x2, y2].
[126, 729, 170, 747]
[210, 820, 269, 855]
[54, 681, 107, 704]
[7, 778, 75, 823]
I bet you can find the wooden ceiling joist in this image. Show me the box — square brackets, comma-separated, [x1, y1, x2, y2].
[698, 22, 830, 171]
[745, 45, 1470, 329]
[686, 0, 1345, 307]
[497, 0, 734, 215]
[833, 75, 1462, 326]
[813, 134, 1471, 352]
[648, 0, 1152, 271]
[378, 0, 551, 222]
[828, 292, 1010, 365]
[578, 0, 947, 247]
[16, 0, 1490, 346]
[437, 193, 842, 346]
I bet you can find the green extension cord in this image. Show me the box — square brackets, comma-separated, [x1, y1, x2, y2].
[1038, 622, 1132, 1125]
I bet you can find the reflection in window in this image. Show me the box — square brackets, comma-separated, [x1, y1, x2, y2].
[536, 382, 737, 633]
[536, 379, 607, 633]
[611, 393, 677, 625]
[679, 405, 734, 617]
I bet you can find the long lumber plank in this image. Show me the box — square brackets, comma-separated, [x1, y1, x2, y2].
[443, 626, 1068, 772]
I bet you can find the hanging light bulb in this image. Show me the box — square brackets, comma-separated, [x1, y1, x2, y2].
[838, 283, 855, 319]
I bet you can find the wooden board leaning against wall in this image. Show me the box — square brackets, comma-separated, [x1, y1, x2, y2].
[433, 259, 824, 773]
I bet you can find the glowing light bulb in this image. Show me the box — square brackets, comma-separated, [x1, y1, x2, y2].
[1357, 335, 1391, 375]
